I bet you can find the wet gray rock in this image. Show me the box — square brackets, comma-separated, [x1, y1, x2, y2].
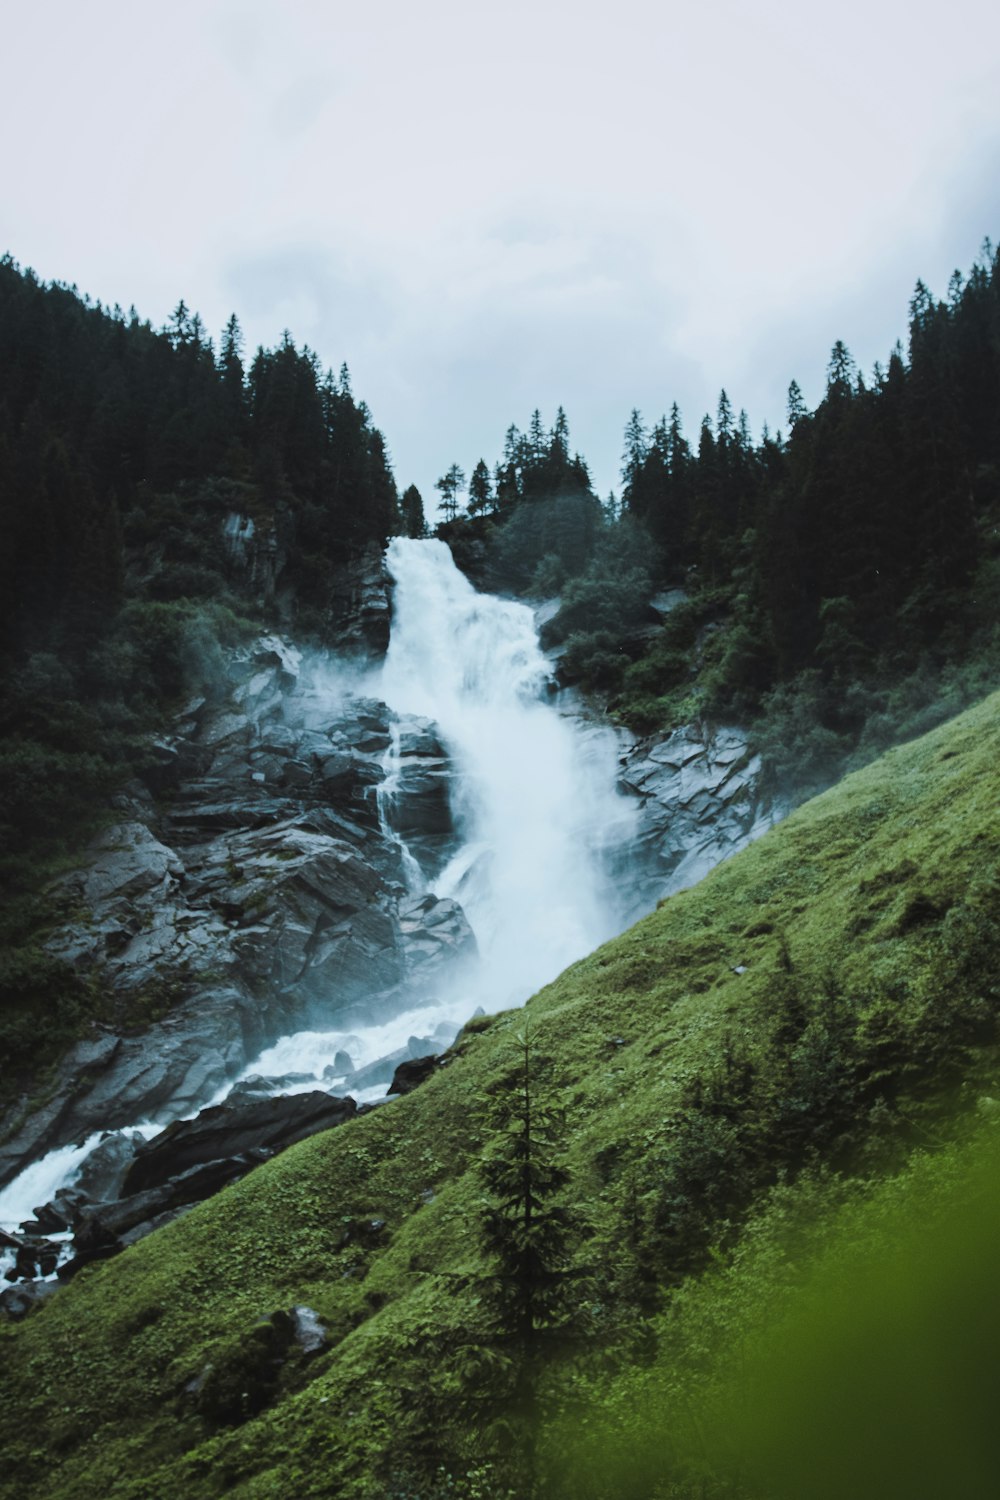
[122, 1091, 357, 1196]
[618, 724, 780, 905]
[228, 1072, 318, 1101]
[345, 1047, 410, 1092]
[398, 893, 478, 976]
[8, 1237, 61, 1280]
[314, 752, 383, 825]
[1, 628, 475, 1195]
[0, 986, 269, 1189]
[323, 543, 392, 657]
[221, 512, 291, 605]
[68, 1131, 142, 1201]
[382, 759, 454, 836]
[291, 1304, 328, 1356]
[388, 1054, 443, 1096]
[24, 1189, 88, 1234]
[396, 718, 446, 758]
[207, 823, 405, 1008]
[0, 1280, 57, 1321]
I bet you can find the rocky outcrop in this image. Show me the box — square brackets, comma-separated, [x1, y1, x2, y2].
[222, 518, 390, 658]
[323, 543, 392, 657]
[398, 894, 477, 975]
[378, 714, 457, 874]
[618, 723, 779, 906]
[222, 511, 292, 607]
[0, 987, 270, 1187]
[0, 636, 475, 1192]
[122, 1091, 357, 1195]
[0, 1092, 362, 1297]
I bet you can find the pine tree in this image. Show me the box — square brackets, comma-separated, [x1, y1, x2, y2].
[475, 1025, 587, 1481]
[467, 458, 493, 516]
[435, 462, 465, 521]
[400, 483, 426, 537]
[826, 340, 856, 400]
[528, 408, 546, 461]
[620, 408, 648, 493]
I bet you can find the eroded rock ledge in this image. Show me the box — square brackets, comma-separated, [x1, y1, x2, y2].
[619, 722, 780, 906]
[1, 618, 780, 1303]
[0, 636, 475, 1190]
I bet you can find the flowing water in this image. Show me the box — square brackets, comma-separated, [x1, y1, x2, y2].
[380, 537, 637, 1006]
[202, 539, 640, 1103]
[1, 539, 641, 1244]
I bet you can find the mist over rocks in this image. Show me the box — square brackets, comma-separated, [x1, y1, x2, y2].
[0, 620, 471, 1191]
[0, 538, 779, 1295]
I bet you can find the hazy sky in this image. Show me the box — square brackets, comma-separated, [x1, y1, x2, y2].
[4, 0, 999, 506]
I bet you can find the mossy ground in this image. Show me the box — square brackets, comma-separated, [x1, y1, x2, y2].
[1, 692, 999, 1498]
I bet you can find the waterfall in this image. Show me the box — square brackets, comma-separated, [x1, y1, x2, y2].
[0, 541, 642, 1237]
[379, 537, 636, 1010]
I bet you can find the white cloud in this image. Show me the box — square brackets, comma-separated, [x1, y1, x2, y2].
[2, 0, 998, 499]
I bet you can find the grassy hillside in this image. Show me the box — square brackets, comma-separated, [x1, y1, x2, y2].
[2, 692, 999, 1498]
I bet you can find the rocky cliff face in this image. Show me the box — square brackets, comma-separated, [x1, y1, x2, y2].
[0, 632, 475, 1193]
[1, 565, 780, 1308]
[618, 722, 780, 909]
[222, 511, 391, 654]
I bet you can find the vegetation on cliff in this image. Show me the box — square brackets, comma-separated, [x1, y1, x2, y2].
[0, 690, 997, 1497]
[0, 257, 401, 1092]
[437, 240, 1000, 800]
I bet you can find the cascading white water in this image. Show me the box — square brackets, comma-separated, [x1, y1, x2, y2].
[0, 1125, 161, 1276]
[380, 537, 636, 1009]
[0, 541, 642, 1230]
[376, 722, 425, 893]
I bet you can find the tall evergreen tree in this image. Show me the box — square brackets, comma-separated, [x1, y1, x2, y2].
[400, 483, 426, 538]
[468, 458, 494, 516]
[475, 1026, 587, 1480]
[435, 462, 465, 521]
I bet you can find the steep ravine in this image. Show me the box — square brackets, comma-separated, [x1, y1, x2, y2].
[0, 538, 778, 1313]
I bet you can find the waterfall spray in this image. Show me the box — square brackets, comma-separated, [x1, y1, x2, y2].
[380, 538, 636, 1009]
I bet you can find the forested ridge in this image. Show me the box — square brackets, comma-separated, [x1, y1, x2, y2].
[0, 255, 401, 1087]
[0, 253, 399, 656]
[3, 238, 998, 863]
[0, 254, 401, 846]
[435, 238, 1000, 795]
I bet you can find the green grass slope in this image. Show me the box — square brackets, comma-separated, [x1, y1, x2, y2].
[1, 692, 999, 1498]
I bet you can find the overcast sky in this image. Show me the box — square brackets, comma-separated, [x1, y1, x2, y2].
[3, 0, 999, 507]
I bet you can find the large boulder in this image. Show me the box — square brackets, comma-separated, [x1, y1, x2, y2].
[387, 1054, 443, 1096]
[618, 724, 777, 904]
[398, 893, 477, 976]
[0, 1280, 57, 1321]
[122, 1091, 357, 1196]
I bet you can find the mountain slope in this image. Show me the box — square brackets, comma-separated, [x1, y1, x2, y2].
[1, 691, 999, 1498]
